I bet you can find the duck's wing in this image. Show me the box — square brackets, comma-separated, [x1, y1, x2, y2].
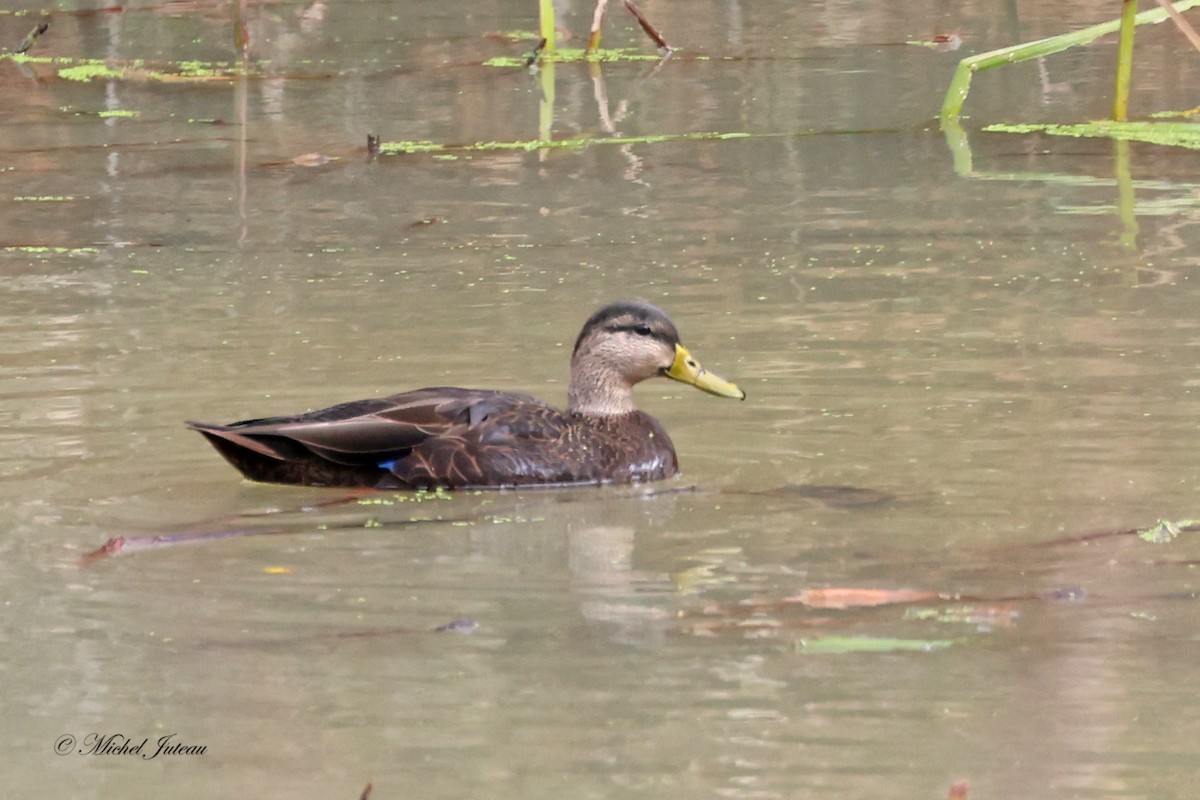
[188, 387, 540, 468]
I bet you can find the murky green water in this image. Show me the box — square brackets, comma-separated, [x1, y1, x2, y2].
[3, 1, 1199, 797]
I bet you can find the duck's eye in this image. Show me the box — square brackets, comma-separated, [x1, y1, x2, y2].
[632, 323, 653, 336]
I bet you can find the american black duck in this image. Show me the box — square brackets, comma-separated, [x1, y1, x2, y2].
[188, 300, 745, 489]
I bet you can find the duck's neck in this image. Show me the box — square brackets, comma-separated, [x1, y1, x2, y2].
[567, 358, 639, 417]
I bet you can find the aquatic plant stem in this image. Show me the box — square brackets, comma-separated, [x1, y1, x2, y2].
[587, 0, 609, 53]
[940, 0, 1200, 121]
[539, 0, 556, 53]
[538, 60, 556, 155]
[234, 0, 251, 244]
[940, 118, 973, 175]
[233, 0, 250, 55]
[1114, 139, 1139, 248]
[1113, 0, 1137, 121]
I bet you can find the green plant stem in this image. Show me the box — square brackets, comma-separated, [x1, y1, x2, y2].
[538, 60, 555, 151]
[1113, 0, 1138, 121]
[940, 0, 1200, 121]
[1114, 139, 1139, 248]
[539, 0, 556, 52]
[587, 0, 608, 53]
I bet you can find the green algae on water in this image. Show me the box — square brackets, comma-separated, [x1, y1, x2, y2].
[796, 636, 956, 654]
[1137, 519, 1200, 544]
[1150, 105, 1200, 120]
[58, 62, 124, 82]
[485, 46, 665, 67]
[356, 488, 453, 505]
[4, 245, 100, 255]
[984, 121, 1200, 151]
[32, 54, 254, 83]
[379, 130, 751, 156]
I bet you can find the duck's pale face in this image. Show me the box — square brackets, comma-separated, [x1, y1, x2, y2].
[568, 302, 744, 415]
[581, 323, 679, 384]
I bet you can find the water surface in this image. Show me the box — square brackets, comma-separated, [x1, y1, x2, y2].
[3, 1, 1199, 798]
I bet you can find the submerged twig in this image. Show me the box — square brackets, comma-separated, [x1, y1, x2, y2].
[1024, 520, 1200, 549]
[82, 514, 475, 564]
[433, 618, 479, 634]
[638, 48, 674, 80]
[81, 483, 700, 563]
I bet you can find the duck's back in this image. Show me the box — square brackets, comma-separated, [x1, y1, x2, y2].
[384, 407, 679, 489]
[191, 388, 679, 489]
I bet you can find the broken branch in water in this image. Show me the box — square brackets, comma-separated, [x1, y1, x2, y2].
[584, 0, 669, 53]
[623, 0, 671, 51]
[14, 21, 49, 54]
[587, 0, 610, 53]
[524, 37, 547, 68]
[80, 484, 697, 564]
[1152, 0, 1200, 52]
[1024, 519, 1200, 548]
[81, 513, 475, 565]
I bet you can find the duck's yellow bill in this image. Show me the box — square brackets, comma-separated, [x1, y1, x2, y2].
[663, 344, 746, 400]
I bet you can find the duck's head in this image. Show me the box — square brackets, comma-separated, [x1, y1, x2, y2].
[568, 300, 745, 416]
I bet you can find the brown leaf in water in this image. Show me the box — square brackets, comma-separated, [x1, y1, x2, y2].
[785, 588, 940, 610]
[292, 152, 335, 167]
[947, 779, 969, 799]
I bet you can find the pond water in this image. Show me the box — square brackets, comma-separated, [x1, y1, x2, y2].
[3, 0, 1199, 797]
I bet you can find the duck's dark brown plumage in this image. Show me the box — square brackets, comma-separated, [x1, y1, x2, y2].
[189, 301, 744, 489]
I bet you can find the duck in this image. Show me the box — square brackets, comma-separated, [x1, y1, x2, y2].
[188, 300, 745, 489]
